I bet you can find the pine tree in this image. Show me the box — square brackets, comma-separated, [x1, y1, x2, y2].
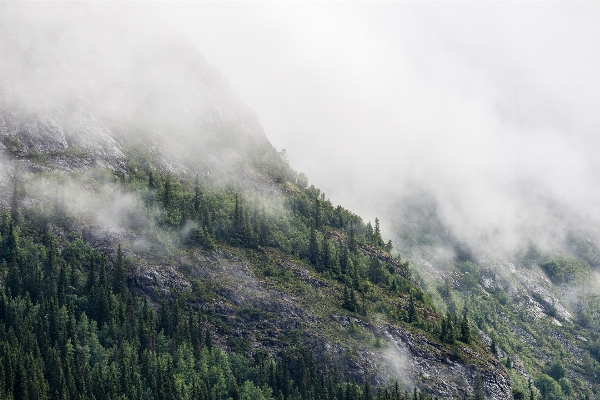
[364, 378, 371, 400]
[194, 175, 202, 215]
[113, 244, 126, 295]
[440, 313, 455, 344]
[10, 171, 20, 223]
[343, 286, 358, 312]
[460, 313, 471, 344]
[528, 378, 535, 400]
[385, 240, 393, 253]
[408, 297, 417, 323]
[348, 222, 356, 252]
[205, 327, 213, 350]
[365, 222, 374, 245]
[163, 176, 172, 209]
[321, 236, 330, 272]
[315, 198, 322, 230]
[368, 256, 383, 284]
[473, 373, 484, 400]
[309, 223, 319, 266]
[340, 243, 349, 274]
[5, 221, 20, 295]
[374, 218, 384, 247]
[146, 171, 156, 206]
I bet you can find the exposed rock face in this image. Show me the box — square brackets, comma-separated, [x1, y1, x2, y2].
[0, 112, 67, 154]
[128, 247, 512, 398]
[384, 327, 511, 399]
[0, 2, 269, 176]
[133, 263, 191, 296]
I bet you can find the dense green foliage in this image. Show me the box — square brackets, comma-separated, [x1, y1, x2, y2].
[0, 145, 494, 399]
[0, 207, 453, 400]
[405, 238, 600, 398]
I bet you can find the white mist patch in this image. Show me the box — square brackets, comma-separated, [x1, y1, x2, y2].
[382, 331, 414, 389]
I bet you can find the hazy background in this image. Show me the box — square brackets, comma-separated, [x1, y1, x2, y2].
[4, 1, 600, 257]
[162, 2, 600, 255]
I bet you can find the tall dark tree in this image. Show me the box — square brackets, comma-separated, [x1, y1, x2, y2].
[163, 176, 172, 209]
[113, 244, 126, 295]
[473, 373, 484, 400]
[314, 198, 322, 230]
[348, 222, 357, 252]
[373, 218, 384, 247]
[10, 170, 20, 223]
[5, 221, 21, 294]
[460, 313, 471, 344]
[408, 297, 418, 324]
[365, 221, 374, 245]
[309, 223, 319, 266]
[194, 175, 202, 215]
[368, 256, 383, 284]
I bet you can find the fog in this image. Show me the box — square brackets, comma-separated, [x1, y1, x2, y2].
[163, 2, 600, 257]
[3, 2, 600, 259]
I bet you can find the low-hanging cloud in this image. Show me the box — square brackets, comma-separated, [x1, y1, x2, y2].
[164, 2, 600, 257]
[3, 2, 600, 259]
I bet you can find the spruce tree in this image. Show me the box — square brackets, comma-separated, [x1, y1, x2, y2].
[113, 244, 126, 295]
[408, 297, 417, 323]
[368, 256, 383, 284]
[528, 378, 535, 400]
[473, 373, 484, 400]
[163, 176, 172, 209]
[321, 236, 330, 272]
[194, 175, 201, 215]
[460, 313, 471, 344]
[348, 222, 356, 252]
[309, 223, 319, 265]
[314, 198, 322, 230]
[374, 218, 384, 247]
[10, 171, 20, 223]
[366, 222, 374, 245]
[340, 243, 349, 274]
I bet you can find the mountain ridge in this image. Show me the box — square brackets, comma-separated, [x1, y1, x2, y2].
[0, 4, 515, 399]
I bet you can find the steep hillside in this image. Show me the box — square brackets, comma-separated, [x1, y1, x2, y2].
[0, 3, 510, 399]
[393, 195, 600, 398]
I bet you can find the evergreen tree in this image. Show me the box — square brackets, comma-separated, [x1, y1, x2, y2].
[343, 286, 358, 312]
[364, 378, 371, 400]
[473, 373, 484, 400]
[384, 240, 393, 253]
[315, 198, 322, 230]
[460, 313, 471, 344]
[365, 222, 374, 245]
[348, 223, 357, 252]
[163, 176, 172, 209]
[194, 175, 202, 215]
[340, 243, 349, 274]
[368, 256, 383, 284]
[440, 313, 455, 344]
[10, 171, 20, 223]
[373, 218, 384, 248]
[113, 244, 127, 295]
[321, 236, 331, 272]
[528, 378, 535, 400]
[408, 297, 418, 324]
[309, 223, 319, 266]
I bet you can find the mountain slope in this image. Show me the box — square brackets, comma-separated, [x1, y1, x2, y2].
[393, 194, 600, 398]
[0, 3, 510, 399]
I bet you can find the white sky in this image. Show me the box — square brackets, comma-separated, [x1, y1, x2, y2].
[159, 2, 600, 247]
